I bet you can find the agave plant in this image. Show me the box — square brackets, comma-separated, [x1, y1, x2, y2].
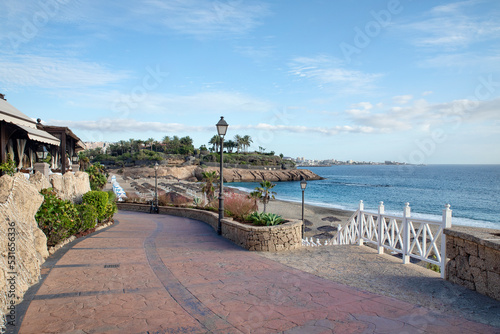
[193, 197, 202, 207]
[261, 213, 284, 226]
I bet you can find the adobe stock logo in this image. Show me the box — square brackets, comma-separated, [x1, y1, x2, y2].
[339, 0, 404, 63]
[6, 0, 72, 50]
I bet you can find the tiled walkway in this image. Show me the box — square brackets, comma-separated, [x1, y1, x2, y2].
[9, 211, 499, 333]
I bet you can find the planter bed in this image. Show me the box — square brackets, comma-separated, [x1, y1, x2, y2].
[117, 202, 302, 251]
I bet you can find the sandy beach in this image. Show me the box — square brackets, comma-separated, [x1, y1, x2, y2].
[108, 173, 354, 240]
[257, 198, 354, 239]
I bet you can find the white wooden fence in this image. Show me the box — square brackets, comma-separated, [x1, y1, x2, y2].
[336, 201, 452, 278]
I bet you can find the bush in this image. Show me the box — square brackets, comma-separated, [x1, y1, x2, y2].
[36, 188, 79, 246]
[86, 163, 108, 191]
[83, 191, 109, 222]
[74, 203, 98, 233]
[224, 193, 256, 220]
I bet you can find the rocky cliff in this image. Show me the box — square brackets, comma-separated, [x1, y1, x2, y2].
[196, 167, 323, 183]
[120, 166, 323, 183]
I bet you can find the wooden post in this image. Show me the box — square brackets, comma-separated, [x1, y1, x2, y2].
[441, 204, 452, 279]
[357, 200, 364, 246]
[377, 201, 385, 254]
[402, 203, 411, 264]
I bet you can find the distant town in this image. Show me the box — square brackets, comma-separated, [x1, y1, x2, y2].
[290, 157, 408, 167]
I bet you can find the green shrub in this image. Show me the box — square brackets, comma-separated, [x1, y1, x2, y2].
[0, 153, 16, 176]
[83, 190, 109, 222]
[36, 188, 79, 246]
[246, 212, 284, 226]
[86, 163, 108, 191]
[74, 203, 98, 233]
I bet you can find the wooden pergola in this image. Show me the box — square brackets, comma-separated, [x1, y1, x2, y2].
[36, 122, 86, 173]
[0, 97, 60, 171]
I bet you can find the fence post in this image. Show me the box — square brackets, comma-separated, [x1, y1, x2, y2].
[357, 200, 364, 246]
[377, 201, 384, 254]
[402, 203, 411, 264]
[337, 224, 342, 245]
[440, 204, 452, 279]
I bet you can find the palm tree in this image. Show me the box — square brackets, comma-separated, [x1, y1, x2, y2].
[201, 170, 218, 204]
[248, 191, 261, 211]
[255, 180, 276, 213]
[225, 140, 236, 153]
[234, 135, 243, 153]
[147, 138, 155, 151]
[242, 135, 253, 153]
[209, 135, 220, 153]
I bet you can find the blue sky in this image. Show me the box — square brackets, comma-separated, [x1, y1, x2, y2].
[1, 0, 499, 163]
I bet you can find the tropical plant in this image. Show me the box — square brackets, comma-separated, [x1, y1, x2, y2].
[255, 180, 277, 213]
[234, 134, 243, 153]
[193, 197, 202, 207]
[246, 212, 284, 226]
[86, 163, 108, 191]
[0, 153, 16, 176]
[242, 135, 253, 152]
[247, 191, 261, 211]
[201, 170, 218, 203]
[225, 140, 237, 153]
[209, 135, 221, 153]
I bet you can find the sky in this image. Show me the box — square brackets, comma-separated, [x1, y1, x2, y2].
[1, 0, 500, 164]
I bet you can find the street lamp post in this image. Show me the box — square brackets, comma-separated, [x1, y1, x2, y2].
[154, 162, 159, 213]
[216, 116, 228, 235]
[300, 177, 307, 238]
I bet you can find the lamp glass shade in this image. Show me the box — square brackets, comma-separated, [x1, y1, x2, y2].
[216, 116, 228, 137]
[300, 179, 307, 190]
[36, 146, 45, 160]
[72, 153, 78, 163]
[154, 162, 159, 170]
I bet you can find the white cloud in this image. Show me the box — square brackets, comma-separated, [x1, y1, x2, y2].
[392, 95, 413, 105]
[288, 55, 382, 94]
[138, 0, 271, 37]
[51, 118, 375, 137]
[399, 1, 500, 49]
[49, 118, 212, 133]
[108, 91, 276, 116]
[346, 97, 500, 133]
[0, 55, 129, 89]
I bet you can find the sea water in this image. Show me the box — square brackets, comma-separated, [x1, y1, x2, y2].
[230, 165, 500, 230]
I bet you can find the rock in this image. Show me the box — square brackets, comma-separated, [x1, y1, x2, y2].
[120, 165, 323, 183]
[49, 171, 91, 203]
[195, 167, 323, 183]
[161, 192, 191, 205]
[0, 173, 48, 320]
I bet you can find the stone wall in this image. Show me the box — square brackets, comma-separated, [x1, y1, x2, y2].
[444, 226, 500, 301]
[0, 173, 49, 329]
[117, 203, 303, 252]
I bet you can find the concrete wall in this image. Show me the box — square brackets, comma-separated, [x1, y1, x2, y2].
[445, 226, 500, 301]
[117, 203, 303, 252]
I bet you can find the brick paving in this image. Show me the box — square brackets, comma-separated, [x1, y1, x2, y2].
[8, 211, 499, 333]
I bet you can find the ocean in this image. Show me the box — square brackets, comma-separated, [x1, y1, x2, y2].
[230, 164, 500, 230]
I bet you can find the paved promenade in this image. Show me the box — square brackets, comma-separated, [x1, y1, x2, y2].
[9, 211, 499, 333]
